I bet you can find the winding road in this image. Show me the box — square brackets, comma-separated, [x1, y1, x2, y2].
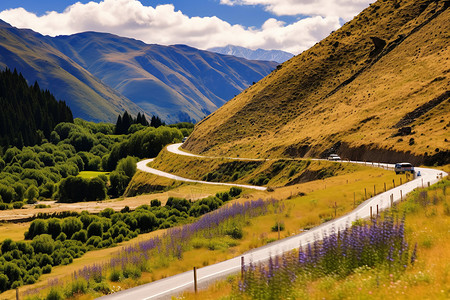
[99, 144, 447, 300]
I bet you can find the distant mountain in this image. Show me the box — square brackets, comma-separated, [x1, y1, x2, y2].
[208, 45, 294, 63]
[185, 0, 449, 166]
[0, 20, 145, 123]
[48, 33, 278, 123]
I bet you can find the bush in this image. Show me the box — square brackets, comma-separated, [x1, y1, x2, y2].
[109, 269, 122, 282]
[0, 274, 8, 292]
[26, 219, 48, 239]
[46, 288, 64, 300]
[61, 217, 83, 237]
[271, 221, 285, 232]
[227, 226, 243, 239]
[31, 234, 55, 254]
[42, 264, 52, 274]
[116, 156, 137, 178]
[71, 230, 87, 243]
[12, 201, 24, 209]
[0, 203, 9, 210]
[150, 199, 161, 207]
[92, 281, 111, 294]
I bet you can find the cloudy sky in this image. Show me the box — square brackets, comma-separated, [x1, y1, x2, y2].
[0, 0, 372, 54]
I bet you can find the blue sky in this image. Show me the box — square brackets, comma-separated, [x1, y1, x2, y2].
[0, 0, 371, 54]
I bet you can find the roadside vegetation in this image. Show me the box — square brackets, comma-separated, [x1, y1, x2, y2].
[176, 177, 450, 300]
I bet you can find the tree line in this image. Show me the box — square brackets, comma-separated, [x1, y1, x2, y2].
[0, 68, 73, 148]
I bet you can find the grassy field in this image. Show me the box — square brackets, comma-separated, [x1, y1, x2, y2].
[176, 178, 450, 299]
[78, 171, 109, 179]
[8, 163, 408, 299]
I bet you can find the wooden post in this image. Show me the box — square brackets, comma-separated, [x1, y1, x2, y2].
[193, 267, 198, 293]
[374, 185, 376, 196]
[365, 188, 367, 199]
[376, 204, 379, 215]
[370, 206, 373, 219]
[278, 221, 280, 240]
[390, 194, 393, 207]
[384, 182, 386, 192]
[393, 179, 395, 188]
[400, 190, 403, 201]
[428, 182, 430, 187]
[400, 178, 402, 185]
[16, 288, 19, 300]
[241, 256, 244, 280]
[421, 178, 424, 188]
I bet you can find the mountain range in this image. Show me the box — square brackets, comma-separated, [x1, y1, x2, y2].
[208, 45, 294, 63]
[0, 20, 278, 123]
[184, 0, 449, 165]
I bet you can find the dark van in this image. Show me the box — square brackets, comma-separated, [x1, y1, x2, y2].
[394, 163, 414, 174]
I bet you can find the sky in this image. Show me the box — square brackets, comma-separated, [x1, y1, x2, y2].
[0, 0, 373, 54]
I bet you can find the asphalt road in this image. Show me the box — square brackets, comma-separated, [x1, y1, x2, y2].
[100, 145, 447, 300]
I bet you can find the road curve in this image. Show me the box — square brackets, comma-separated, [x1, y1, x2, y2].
[136, 159, 267, 191]
[101, 145, 447, 300]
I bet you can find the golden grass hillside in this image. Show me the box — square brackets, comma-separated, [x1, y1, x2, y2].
[185, 0, 449, 165]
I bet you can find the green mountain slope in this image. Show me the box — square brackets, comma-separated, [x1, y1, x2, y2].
[0, 20, 145, 123]
[185, 0, 449, 165]
[48, 33, 278, 123]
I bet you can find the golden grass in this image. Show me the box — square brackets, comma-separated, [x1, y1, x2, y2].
[0, 222, 28, 242]
[175, 179, 450, 300]
[7, 163, 404, 299]
[184, 0, 449, 161]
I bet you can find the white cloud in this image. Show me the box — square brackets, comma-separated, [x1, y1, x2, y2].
[0, 0, 344, 54]
[220, 0, 372, 20]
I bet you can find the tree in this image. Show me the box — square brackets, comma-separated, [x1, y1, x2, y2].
[25, 185, 39, 203]
[116, 156, 137, 178]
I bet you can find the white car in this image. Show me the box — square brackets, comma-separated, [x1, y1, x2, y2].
[328, 154, 341, 161]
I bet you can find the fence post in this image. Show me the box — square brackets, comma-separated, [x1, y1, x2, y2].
[193, 267, 198, 294]
[374, 185, 376, 196]
[400, 178, 402, 185]
[422, 178, 424, 188]
[428, 182, 430, 187]
[390, 194, 393, 207]
[384, 182, 386, 192]
[241, 256, 244, 280]
[376, 204, 379, 215]
[16, 288, 19, 300]
[370, 206, 373, 219]
[365, 188, 367, 199]
[393, 179, 395, 188]
[400, 190, 403, 201]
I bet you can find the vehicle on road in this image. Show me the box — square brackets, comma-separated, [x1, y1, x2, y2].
[182, 137, 187, 143]
[328, 154, 341, 161]
[394, 162, 414, 174]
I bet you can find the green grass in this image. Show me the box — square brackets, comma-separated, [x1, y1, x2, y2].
[78, 171, 109, 179]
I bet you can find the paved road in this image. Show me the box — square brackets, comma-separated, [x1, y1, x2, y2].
[101, 146, 447, 300]
[136, 159, 266, 191]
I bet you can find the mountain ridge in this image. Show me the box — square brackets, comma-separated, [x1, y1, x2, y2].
[208, 45, 294, 63]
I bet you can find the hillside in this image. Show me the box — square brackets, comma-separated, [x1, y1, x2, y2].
[0, 20, 144, 123]
[208, 45, 294, 63]
[48, 33, 278, 123]
[185, 0, 449, 165]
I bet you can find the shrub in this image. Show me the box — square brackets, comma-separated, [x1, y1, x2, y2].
[92, 281, 111, 294]
[271, 221, 285, 232]
[0, 274, 8, 292]
[86, 236, 102, 248]
[116, 156, 137, 178]
[42, 264, 52, 274]
[150, 199, 161, 207]
[61, 217, 83, 237]
[46, 288, 64, 300]
[31, 234, 55, 254]
[71, 230, 87, 243]
[123, 265, 142, 279]
[109, 269, 122, 282]
[229, 187, 242, 197]
[87, 221, 103, 238]
[227, 226, 243, 239]
[0, 203, 9, 210]
[26, 219, 48, 239]
[12, 201, 24, 209]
